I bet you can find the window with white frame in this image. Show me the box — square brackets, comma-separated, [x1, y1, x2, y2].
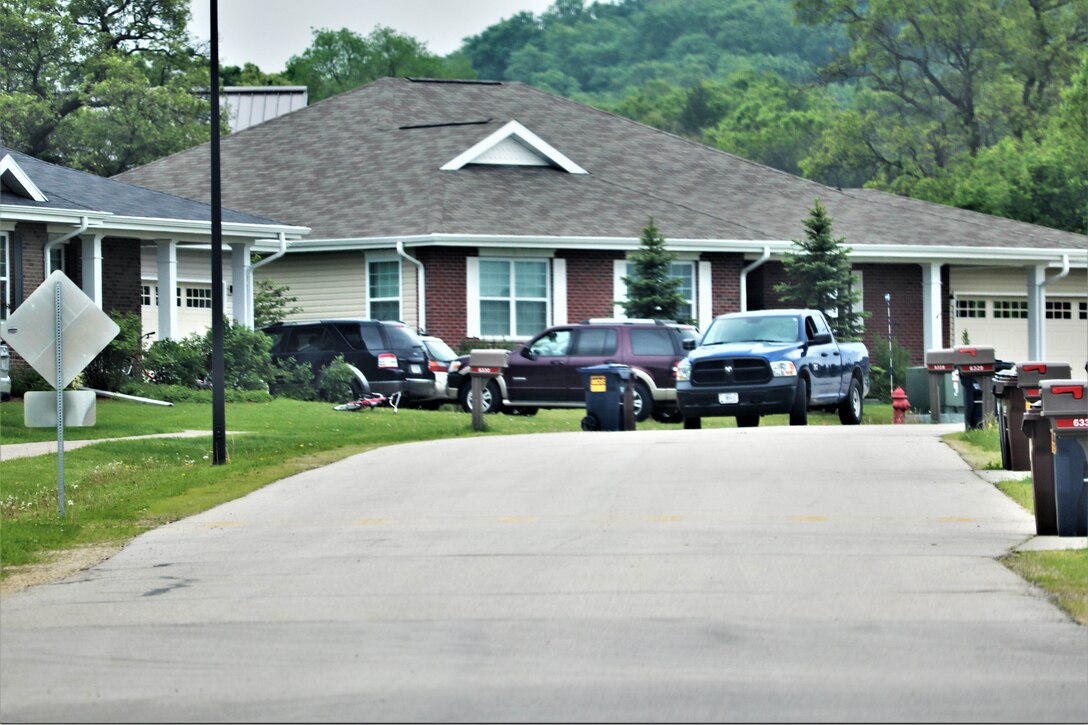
[49, 245, 65, 273]
[184, 287, 213, 309]
[368, 260, 401, 320]
[624, 261, 695, 321]
[479, 259, 549, 337]
[1045, 300, 1072, 319]
[1080, 302, 1087, 321]
[141, 284, 155, 306]
[0, 233, 9, 320]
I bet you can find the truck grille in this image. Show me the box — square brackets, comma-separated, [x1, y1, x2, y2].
[691, 358, 771, 385]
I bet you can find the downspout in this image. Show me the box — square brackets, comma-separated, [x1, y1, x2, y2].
[739, 246, 771, 313]
[248, 233, 288, 328]
[396, 241, 425, 333]
[1043, 254, 1070, 287]
[43, 215, 89, 278]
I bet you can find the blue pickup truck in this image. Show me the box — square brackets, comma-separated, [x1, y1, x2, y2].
[676, 309, 869, 428]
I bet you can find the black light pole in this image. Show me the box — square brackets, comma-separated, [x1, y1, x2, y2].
[210, 0, 227, 464]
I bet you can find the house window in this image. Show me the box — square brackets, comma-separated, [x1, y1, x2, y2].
[1080, 302, 1087, 321]
[368, 260, 401, 320]
[993, 300, 1027, 319]
[1046, 301, 1072, 320]
[0, 233, 8, 320]
[479, 259, 548, 337]
[141, 285, 155, 306]
[49, 245, 66, 273]
[956, 299, 986, 318]
[184, 287, 213, 309]
[625, 261, 695, 321]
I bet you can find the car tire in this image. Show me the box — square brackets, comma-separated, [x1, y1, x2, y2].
[789, 377, 809, 426]
[838, 375, 864, 425]
[683, 416, 702, 430]
[736, 414, 760, 428]
[630, 381, 653, 422]
[651, 407, 683, 424]
[459, 378, 502, 414]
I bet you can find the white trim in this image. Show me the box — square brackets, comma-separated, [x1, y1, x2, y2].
[552, 258, 567, 326]
[0, 155, 48, 202]
[613, 259, 627, 318]
[0, 231, 9, 320]
[466, 257, 480, 337]
[367, 258, 402, 321]
[440, 120, 589, 175]
[698, 260, 713, 330]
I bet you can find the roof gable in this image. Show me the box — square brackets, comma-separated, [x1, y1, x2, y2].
[0, 153, 48, 202]
[440, 120, 588, 174]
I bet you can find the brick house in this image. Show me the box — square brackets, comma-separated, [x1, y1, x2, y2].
[116, 78, 1087, 367]
[0, 148, 307, 352]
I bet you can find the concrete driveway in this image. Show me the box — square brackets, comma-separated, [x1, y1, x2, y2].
[1, 424, 1085, 722]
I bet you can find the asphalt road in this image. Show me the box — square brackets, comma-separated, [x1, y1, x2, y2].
[2, 424, 1086, 722]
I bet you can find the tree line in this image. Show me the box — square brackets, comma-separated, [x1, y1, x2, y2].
[2, 0, 1083, 232]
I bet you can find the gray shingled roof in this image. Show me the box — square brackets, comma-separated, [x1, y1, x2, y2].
[1, 146, 286, 226]
[115, 78, 1086, 250]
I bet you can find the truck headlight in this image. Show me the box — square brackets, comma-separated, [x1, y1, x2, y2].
[675, 359, 691, 382]
[771, 361, 797, 377]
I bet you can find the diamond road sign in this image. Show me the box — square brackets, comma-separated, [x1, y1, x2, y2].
[0, 270, 119, 389]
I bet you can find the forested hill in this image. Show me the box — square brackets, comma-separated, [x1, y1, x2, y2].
[456, 0, 1087, 234]
[459, 0, 845, 96]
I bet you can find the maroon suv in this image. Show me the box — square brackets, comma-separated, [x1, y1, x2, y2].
[447, 320, 698, 422]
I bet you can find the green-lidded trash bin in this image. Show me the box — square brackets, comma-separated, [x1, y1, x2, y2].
[578, 364, 633, 431]
[1040, 379, 1088, 537]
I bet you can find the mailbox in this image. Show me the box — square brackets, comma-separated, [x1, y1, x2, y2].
[1016, 361, 1073, 403]
[468, 349, 508, 377]
[924, 348, 957, 372]
[951, 345, 996, 374]
[924, 349, 957, 423]
[1038, 379, 1087, 537]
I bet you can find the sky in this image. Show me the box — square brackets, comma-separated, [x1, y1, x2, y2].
[187, 0, 558, 73]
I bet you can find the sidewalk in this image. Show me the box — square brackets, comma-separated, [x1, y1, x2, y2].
[0, 431, 217, 462]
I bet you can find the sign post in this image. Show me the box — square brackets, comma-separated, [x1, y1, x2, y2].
[0, 271, 119, 515]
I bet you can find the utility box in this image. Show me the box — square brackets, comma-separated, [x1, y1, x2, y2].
[1016, 361, 1073, 403]
[1039, 379, 1088, 537]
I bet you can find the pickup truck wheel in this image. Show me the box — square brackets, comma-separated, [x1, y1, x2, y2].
[838, 376, 864, 425]
[789, 377, 809, 426]
[736, 414, 760, 428]
[459, 378, 502, 414]
[683, 416, 702, 429]
[631, 381, 653, 422]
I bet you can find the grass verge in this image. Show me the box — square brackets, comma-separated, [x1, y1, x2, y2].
[943, 426, 1087, 626]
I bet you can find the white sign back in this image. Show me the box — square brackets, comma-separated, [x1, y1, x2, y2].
[0, 270, 120, 389]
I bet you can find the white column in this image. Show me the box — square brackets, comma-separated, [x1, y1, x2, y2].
[156, 239, 178, 340]
[231, 241, 252, 327]
[921, 262, 943, 350]
[81, 233, 103, 306]
[1026, 265, 1047, 360]
[465, 257, 480, 337]
[551, 257, 567, 325]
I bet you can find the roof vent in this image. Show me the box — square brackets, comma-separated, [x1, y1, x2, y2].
[440, 120, 588, 174]
[0, 154, 48, 202]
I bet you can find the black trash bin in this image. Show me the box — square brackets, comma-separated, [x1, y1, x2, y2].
[1022, 402, 1058, 536]
[578, 364, 632, 431]
[962, 376, 984, 430]
[993, 366, 1030, 472]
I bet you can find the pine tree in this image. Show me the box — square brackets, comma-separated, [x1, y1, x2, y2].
[622, 217, 687, 321]
[774, 200, 867, 339]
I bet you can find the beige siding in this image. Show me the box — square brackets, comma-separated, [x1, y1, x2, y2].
[253, 251, 366, 321]
[400, 261, 417, 328]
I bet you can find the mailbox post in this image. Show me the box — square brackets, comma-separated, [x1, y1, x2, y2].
[924, 349, 957, 423]
[1039, 379, 1088, 537]
[468, 349, 508, 432]
[952, 345, 996, 429]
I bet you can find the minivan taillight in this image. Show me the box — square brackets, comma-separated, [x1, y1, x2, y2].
[377, 353, 398, 368]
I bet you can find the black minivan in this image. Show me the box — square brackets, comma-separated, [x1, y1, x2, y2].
[262, 320, 436, 403]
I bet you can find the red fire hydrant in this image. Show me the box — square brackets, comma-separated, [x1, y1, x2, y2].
[891, 386, 911, 424]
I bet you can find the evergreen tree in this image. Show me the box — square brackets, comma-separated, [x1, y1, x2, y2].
[774, 200, 867, 339]
[253, 278, 302, 328]
[621, 218, 687, 321]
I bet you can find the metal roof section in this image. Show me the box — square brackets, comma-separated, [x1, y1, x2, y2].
[441, 120, 589, 174]
[222, 86, 308, 133]
[0, 154, 48, 202]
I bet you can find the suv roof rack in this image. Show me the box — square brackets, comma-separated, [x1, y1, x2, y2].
[581, 318, 678, 325]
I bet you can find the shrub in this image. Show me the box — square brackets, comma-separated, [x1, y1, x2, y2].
[142, 336, 206, 387]
[269, 356, 316, 400]
[869, 334, 911, 403]
[84, 312, 143, 391]
[316, 355, 357, 402]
